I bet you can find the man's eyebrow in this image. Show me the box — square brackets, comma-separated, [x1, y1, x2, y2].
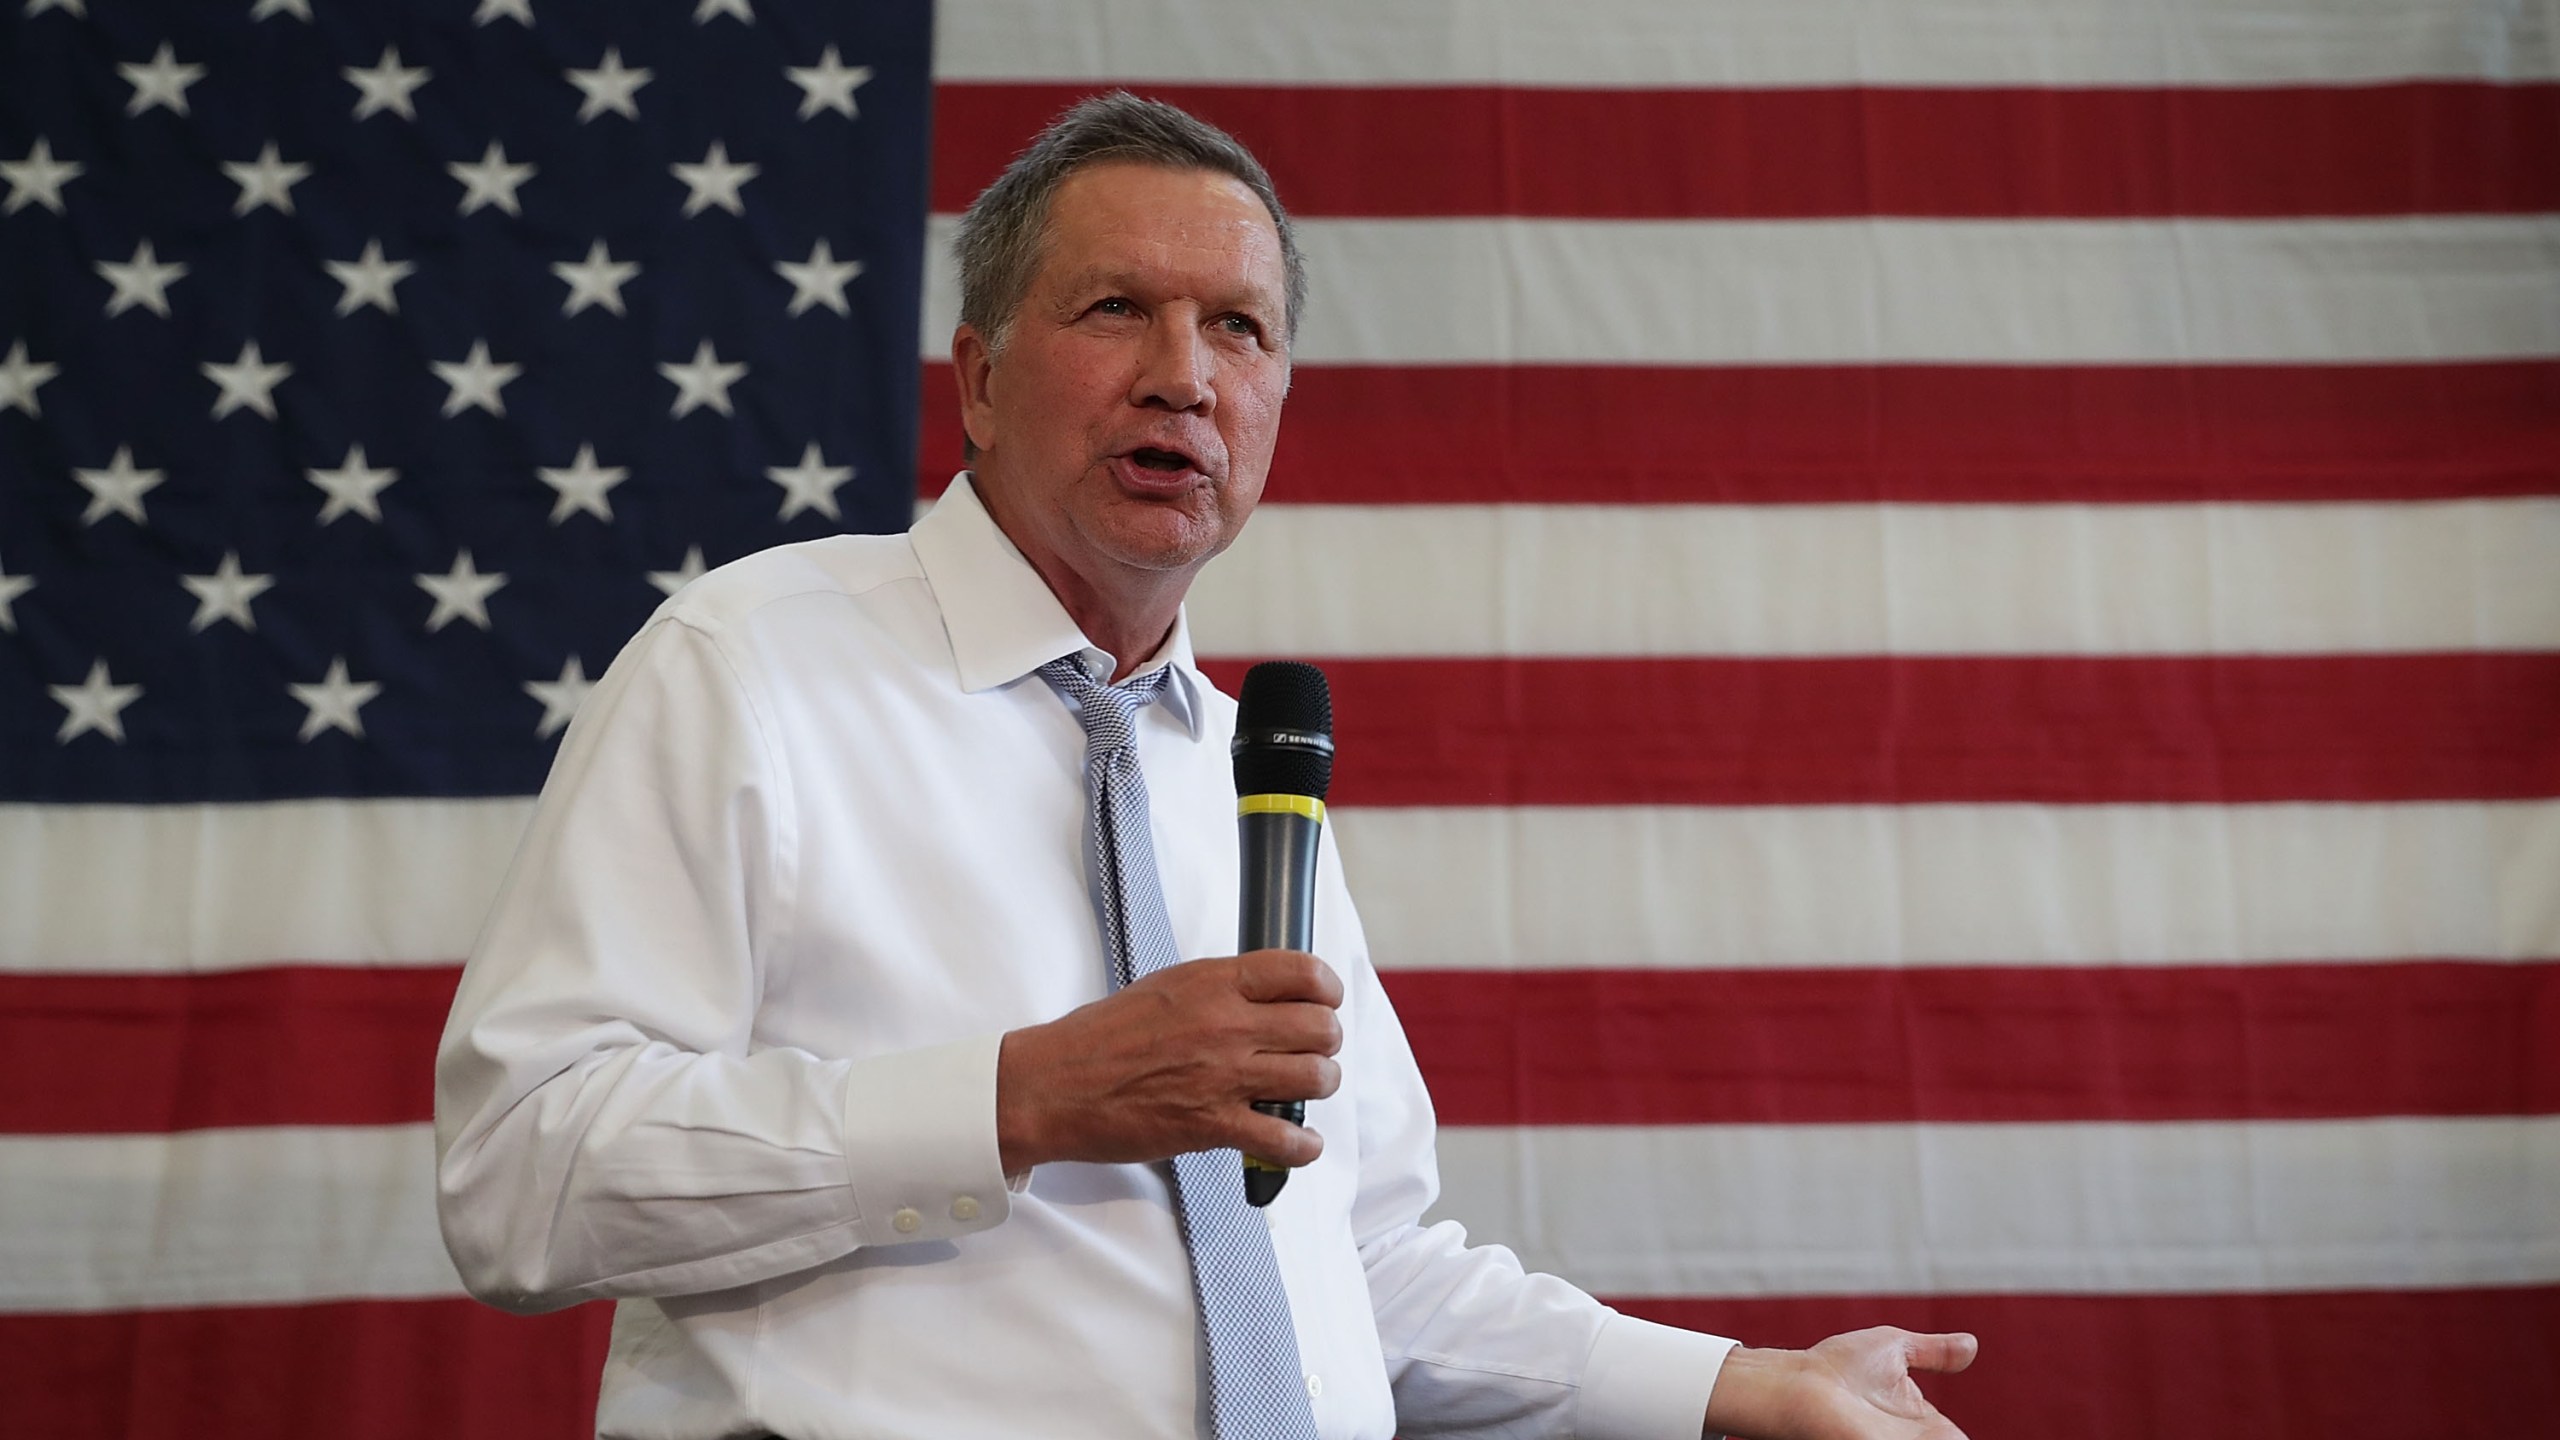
[1049, 266, 1280, 313]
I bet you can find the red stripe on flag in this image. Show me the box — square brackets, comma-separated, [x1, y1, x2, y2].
[933, 84, 2560, 218]
[1194, 655, 2560, 808]
[1389, 962, 2560, 1126]
[3, 1298, 612, 1440]
[918, 361, 2560, 504]
[1616, 1288, 2560, 1440]
[0, 966, 456, 1134]
[7, 1288, 2548, 1440]
[11, 961, 2554, 1134]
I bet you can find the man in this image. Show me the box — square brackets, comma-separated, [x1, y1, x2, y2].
[436, 94, 1977, 1439]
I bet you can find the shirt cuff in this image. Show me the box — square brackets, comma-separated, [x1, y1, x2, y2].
[838, 1031, 1012, 1246]
[1574, 1310, 1737, 1440]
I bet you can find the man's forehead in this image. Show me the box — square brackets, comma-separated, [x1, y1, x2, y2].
[1038, 164, 1283, 285]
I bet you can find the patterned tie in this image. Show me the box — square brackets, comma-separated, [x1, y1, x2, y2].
[1037, 656, 1323, 1440]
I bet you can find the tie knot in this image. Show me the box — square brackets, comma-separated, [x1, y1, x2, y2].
[1037, 656, 1167, 754]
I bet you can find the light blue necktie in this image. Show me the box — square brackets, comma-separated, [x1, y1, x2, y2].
[1038, 656, 1322, 1440]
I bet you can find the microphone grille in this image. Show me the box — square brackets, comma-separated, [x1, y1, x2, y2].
[1233, 661, 1334, 800]
[1237, 660, 1332, 736]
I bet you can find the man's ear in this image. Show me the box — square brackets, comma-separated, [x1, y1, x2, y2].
[952, 325, 997, 458]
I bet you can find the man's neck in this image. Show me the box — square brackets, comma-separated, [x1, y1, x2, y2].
[1048, 571, 1180, 682]
[973, 479, 1190, 682]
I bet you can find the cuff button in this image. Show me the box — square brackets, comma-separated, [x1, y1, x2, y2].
[951, 1196, 982, 1222]
[891, 1207, 922, 1234]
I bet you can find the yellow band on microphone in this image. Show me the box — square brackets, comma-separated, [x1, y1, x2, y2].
[1237, 793, 1326, 822]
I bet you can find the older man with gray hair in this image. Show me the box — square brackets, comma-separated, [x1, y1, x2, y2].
[436, 92, 1977, 1440]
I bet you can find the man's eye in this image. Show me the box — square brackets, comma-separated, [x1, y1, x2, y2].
[1218, 314, 1261, 337]
[1090, 297, 1133, 316]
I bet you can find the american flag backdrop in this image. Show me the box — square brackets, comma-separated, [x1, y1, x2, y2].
[5, 1, 2559, 1437]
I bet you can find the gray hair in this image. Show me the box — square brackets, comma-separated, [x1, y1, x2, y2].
[952, 91, 1307, 359]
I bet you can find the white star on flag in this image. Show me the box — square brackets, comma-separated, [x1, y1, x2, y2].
[203, 339, 291, 420]
[224, 141, 309, 216]
[552, 240, 639, 316]
[75, 445, 165, 525]
[524, 656, 597, 739]
[417, 550, 508, 632]
[567, 47, 650, 123]
[324, 239, 415, 316]
[290, 657, 380, 742]
[119, 42, 206, 117]
[0, 339, 61, 415]
[694, 0, 753, 23]
[2, 136, 82, 215]
[96, 240, 189, 318]
[776, 238, 863, 317]
[537, 443, 628, 523]
[767, 441, 853, 521]
[345, 46, 430, 121]
[51, 659, 143, 744]
[0, 565, 35, 632]
[25, 0, 87, 19]
[648, 545, 708, 598]
[659, 339, 747, 418]
[473, 0, 533, 24]
[249, 0, 313, 20]
[432, 340, 521, 417]
[308, 444, 399, 523]
[786, 45, 871, 121]
[672, 141, 757, 217]
[180, 551, 275, 632]
[450, 140, 536, 217]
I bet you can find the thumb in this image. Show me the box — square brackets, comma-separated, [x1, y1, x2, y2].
[1904, 1331, 1979, 1375]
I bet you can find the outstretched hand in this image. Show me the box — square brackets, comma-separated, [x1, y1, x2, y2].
[1705, 1327, 1977, 1440]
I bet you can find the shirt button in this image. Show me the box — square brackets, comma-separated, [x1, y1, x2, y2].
[1304, 1374, 1323, 1398]
[950, 1196, 981, 1222]
[891, 1207, 921, 1234]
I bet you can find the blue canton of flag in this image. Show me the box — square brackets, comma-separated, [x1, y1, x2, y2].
[0, 0, 933, 801]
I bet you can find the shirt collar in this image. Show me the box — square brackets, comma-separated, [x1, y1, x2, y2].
[910, 473, 1206, 739]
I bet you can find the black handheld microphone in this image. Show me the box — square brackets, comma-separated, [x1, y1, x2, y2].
[1232, 661, 1334, 1207]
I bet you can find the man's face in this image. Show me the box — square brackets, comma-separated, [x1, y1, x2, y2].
[957, 161, 1292, 602]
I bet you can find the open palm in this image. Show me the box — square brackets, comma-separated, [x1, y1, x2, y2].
[1793, 1328, 1977, 1440]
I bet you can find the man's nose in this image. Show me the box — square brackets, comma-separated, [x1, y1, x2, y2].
[1131, 317, 1213, 413]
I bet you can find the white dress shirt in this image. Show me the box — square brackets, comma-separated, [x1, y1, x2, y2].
[435, 476, 1734, 1439]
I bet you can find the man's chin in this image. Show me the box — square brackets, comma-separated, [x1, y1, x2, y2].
[1087, 507, 1229, 577]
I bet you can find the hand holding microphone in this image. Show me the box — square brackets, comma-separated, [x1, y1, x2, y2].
[1232, 661, 1335, 1206]
[991, 661, 1341, 1184]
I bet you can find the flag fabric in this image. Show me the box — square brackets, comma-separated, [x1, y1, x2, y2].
[0, 1, 930, 1434]
[9, 1, 2560, 1438]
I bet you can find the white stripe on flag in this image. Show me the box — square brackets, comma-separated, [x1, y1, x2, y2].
[934, 0, 2560, 86]
[1190, 502, 2560, 658]
[924, 216, 2560, 364]
[5, 1118, 2549, 1311]
[1339, 802, 2560, 970]
[1429, 1116, 2560, 1297]
[0, 799, 530, 974]
[0, 1125, 462, 1314]
[11, 799, 2555, 975]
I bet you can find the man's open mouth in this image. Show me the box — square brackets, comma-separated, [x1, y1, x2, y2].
[1129, 446, 1197, 473]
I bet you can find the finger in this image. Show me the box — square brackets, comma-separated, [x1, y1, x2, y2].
[1233, 950, 1344, 1008]
[1904, 1331, 1980, 1374]
[1254, 1000, 1345, 1056]
[1236, 1110, 1325, 1168]
[1243, 1053, 1342, 1103]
